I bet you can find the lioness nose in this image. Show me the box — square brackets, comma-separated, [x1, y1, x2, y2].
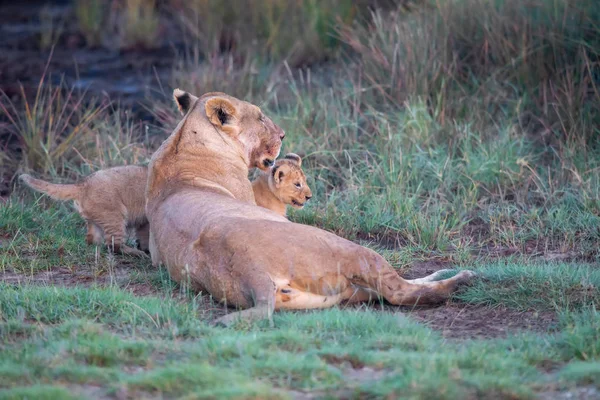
[263, 159, 274, 167]
[279, 130, 285, 140]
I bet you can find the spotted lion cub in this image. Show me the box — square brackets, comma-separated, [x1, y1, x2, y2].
[20, 166, 149, 257]
[252, 153, 313, 217]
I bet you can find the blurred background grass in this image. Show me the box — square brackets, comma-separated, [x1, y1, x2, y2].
[1, 0, 599, 259]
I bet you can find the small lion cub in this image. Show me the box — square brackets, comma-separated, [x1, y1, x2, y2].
[252, 153, 313, 217]
[20, 166, 149, 257]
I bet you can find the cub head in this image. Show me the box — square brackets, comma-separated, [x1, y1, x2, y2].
[269, 153, 313, 208]
[173, 89, 284, 170]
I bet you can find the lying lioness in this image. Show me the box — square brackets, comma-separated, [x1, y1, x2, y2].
[20, 167, 149, 257]
[146, 89, 475, 326]
[252, 153, 312, 217]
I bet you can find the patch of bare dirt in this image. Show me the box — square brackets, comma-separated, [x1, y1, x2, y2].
[0, 263, 230, 322]
[345, 300, 557, 340]
[0, 262, 160, 299]
[400, 259, 453, 279]
[2, 264, 129, 287]
[408, 303, 557, 339]
[397, 260, 558, 339]
[288, 365, 390, 400]
[538, 386, 600, 400]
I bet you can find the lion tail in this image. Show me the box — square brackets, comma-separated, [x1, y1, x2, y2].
[19, 174, 81, 201]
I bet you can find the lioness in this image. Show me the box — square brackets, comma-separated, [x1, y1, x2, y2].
[20, 167, 149, 257]
[146, 89, 475, 326]
[252, 153, 313, 217]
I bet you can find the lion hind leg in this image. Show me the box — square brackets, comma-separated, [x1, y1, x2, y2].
[406, 269, 455, 284]
[275, 286, 344, 310]
[85, 221, 104, 245]
[379, 270, 476, 305]
[101, 219, 148, 258]
[118, 244, 149, 258]
[354, 261, 475, 306]
[342, 285, 378, 304]
[148, 229, 161, 267]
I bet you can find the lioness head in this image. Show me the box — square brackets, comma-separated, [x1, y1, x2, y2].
[269, 153, 312, 208]
[173, 89, 284, 170]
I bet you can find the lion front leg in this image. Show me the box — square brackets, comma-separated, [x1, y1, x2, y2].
[213, 272, 276, 327]
[214, 304, 275, 327]
[148, 229, 162, 267]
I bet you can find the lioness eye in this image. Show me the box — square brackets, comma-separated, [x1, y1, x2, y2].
[295, 182, 302, 188]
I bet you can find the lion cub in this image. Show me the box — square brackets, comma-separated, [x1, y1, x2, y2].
[252, 153, 312, 217]
[20, 166, 149, 257]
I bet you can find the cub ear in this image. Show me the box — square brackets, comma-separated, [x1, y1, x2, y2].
[284, 153, 302, 167]
[173, 89, 198, 116]
[273, 164, 289, 186]
[205, 97, 237, 128]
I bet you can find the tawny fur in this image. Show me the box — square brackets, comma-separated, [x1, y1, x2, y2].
[19, 154, 308, 260]
[20, 166, 149, 257]
[146, 89, 475, 327]
[252, 153, 312, 217]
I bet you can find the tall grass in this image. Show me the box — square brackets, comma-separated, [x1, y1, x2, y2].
[6, 0, 600, 256]
[340, 0, 600, 146]
[39, 6, 65, 51]
[75, 0, 160, 49]
[119, 0, 160, 49]
[0, 69, 107, 176]
[174, 0, 374, 65]
[0, 69, 153, 180]
[75, 0, 104, 48]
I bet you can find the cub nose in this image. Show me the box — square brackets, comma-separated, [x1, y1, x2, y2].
[305, 195, 312, 201]
[279, 130, 285, 140]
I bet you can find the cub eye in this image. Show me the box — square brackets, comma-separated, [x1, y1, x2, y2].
[294, 182, 302, 188]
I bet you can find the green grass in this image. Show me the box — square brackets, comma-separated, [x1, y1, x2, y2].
[0, 280, 599, 398]
[458, 260, 600, 311]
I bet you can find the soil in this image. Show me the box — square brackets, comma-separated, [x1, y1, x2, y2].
[400, 260, 557, 339]
[538, 386, 600, 400]
[409, 303, 557, 339]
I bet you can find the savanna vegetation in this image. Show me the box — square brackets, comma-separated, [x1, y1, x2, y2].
[1, 0, 600, 398]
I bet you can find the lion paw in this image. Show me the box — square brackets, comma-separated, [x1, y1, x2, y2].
[456, 270, 477, 283]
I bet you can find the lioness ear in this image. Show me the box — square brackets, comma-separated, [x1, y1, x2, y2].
[205, 97, 237, 128]
[173, 89, 198, 116]
[284, 153, 302, 167]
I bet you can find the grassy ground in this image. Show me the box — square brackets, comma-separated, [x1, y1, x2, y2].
[2, 0, 600, 398]
[1, 194, 599, 399]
